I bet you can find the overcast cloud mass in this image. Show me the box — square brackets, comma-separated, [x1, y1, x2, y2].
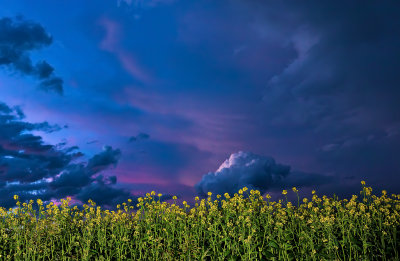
[0, 0, 399, 211]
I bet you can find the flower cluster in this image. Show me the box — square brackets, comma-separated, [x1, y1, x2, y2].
[0, 180, 398, 260]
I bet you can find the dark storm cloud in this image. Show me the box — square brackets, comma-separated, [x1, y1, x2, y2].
[38, 76, 64, 94]
[0, 102, 12, 113]
[270, 2, 400, 127]
[0, 16, 63, 95]
[86, 145, 121, 174]
[239, 1, 400, 188]
[194, 151, 334, 201]
[0, 101, 172, 210]
[108, 175, 117, 184]
[48, 146, 124, 201]
[46, 144, 136, 206]
[35, 61, 54, 79]
[128, 132, 150, 142]
[49, 146, 121, 196]
[94, 174, 117, 185]
[75, 182, 131, 208]
[137, 132, 150, 139]
[49, 164, 92, 191]
[0, 102, 68, 184]
[0, 181, 49, 209]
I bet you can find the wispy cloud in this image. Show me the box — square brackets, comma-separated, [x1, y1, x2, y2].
[97, 17, 152, 84]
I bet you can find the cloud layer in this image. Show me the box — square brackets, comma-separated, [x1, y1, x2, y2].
[236, 1, 400, 188]
[1, 0, 399, 210]
[0, 101, 172, 210]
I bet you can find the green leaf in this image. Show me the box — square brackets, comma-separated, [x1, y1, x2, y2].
[263, 250, 276, 258]
[268, 240, 279, 249]
[284, 243, 293, 250]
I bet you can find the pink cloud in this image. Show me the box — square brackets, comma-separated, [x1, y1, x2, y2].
[117, 51, 151, 84]
[98, 17, 120, 52]
[97, 17, 152, 84]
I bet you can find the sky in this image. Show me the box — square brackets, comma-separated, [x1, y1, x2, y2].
[1, 0, 400, 212]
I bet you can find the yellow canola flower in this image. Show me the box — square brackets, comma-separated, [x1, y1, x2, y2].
[13, 195, 18, 200]
[282, 190, 287, 195]
[361, 180, 366, 185]
[292, 187, 298, 193]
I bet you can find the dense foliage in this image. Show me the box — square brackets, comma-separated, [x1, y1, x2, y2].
[0, 181, 399, 260]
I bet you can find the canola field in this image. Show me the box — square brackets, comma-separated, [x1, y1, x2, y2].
[0, 181, 399, 260]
